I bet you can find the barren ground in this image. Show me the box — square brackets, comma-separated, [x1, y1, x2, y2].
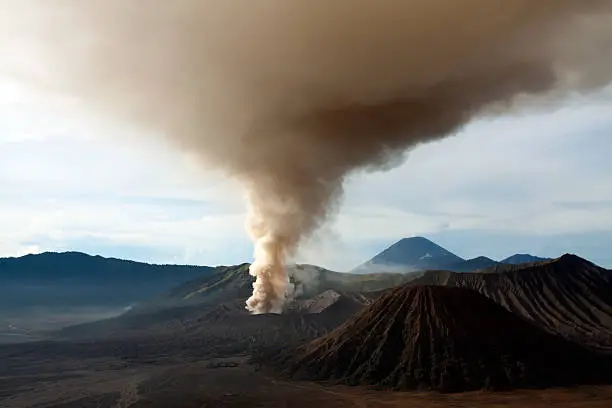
[2, 352, 612, 408]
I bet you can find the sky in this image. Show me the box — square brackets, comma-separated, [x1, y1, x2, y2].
[1, 78, 612, 270]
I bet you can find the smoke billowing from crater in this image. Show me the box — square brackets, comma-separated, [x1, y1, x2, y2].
[1, 1, 611, 313]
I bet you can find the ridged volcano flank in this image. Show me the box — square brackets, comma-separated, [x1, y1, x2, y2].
[411, 254, 612, 350]
[287, 285, 611, 392]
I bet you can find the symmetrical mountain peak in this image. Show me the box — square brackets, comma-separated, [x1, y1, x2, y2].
[353, 236, 553, 274]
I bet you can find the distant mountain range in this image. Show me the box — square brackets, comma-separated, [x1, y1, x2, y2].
[0, 239, 557, 335]
[56, 252, 612, 392]
[353, 236, 551, 273]
[0, 238, 554, 315]
[500, 253, 550, 264]
[0, 251, 211, 310]
[59, 263, 416, 339]
[2, 240, 610, 396]
[58, 252, 606, 346]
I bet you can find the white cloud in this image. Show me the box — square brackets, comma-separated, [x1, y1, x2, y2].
[0, 79, 249, 264]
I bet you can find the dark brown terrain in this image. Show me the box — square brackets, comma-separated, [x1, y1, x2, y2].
[285, 285, 612, 391]
[4, 351, 612, 408]
[52, 263, 392, 346]
[2, 253, 612, 406]
[410, 254, 612, 350]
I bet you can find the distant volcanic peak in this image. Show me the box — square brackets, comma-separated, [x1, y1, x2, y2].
[396, 236, 437, 246]
[288, 284, 611, 391]
[355, 236, 464, 273]
[501, 253, 551, 265]
[470, 256, 494, 261]
[390, 236, 459, 256]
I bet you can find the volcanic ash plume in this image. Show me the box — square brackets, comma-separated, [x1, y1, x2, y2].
[1, 1, 611, 313]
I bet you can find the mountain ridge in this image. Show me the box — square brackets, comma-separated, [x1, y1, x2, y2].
[501, 253, 552, 264]
[353, 236, 554, 273]
[285, 284, 612, 392]
[0, 251, 213, 311]
[0, 250, 209, 269]
[64, 262, 419, 338]
[409, 253, 612, 350]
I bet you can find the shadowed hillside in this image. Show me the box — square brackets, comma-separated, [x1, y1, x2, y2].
[0, 252, 213, 337]
[410, 254, 612, 350]
[0, 252, 212, 309]
[135, 262, 419, 313]
[286, 285, 612, 392]
[55, 263, 419, 343]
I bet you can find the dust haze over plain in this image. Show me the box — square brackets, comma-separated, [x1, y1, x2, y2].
[1, 1, 611, 314]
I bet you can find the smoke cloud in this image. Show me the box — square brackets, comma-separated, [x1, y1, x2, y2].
[1, 1, 611, 313]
